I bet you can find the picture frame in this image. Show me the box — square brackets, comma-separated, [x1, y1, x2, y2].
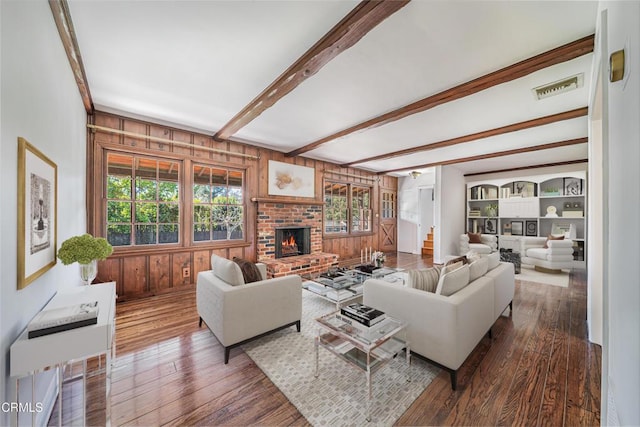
[525, 220, 538, 236]
[484, 218, 497, 234]
[563, 177, 582, 196]
[268, 160, 315, 198]
[511, 221, 523, 236]
[17, 137, 58, 289]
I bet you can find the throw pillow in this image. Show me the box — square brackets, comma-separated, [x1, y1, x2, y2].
[408, 266, 441, 293]
[466, 250, 481, 263]
[487, 251, 500, 270]
[445, 255, 468, 266]
[544, 234, 565, 249]
[468, 257, 489, 282]
[436, 264, 470, 296]
[232, 257, 262, 284]
[467, 232, 482, 244]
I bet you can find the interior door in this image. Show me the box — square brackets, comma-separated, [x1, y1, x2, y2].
[379, 189, 397, 252]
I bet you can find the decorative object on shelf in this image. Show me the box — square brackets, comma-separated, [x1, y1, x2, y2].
[409, 171, 422, 179]
[484, 204, 498, 217]
[58, 234, 113, 285]
[511, 221, 524, 236]
[545, 205, 558, 217]
[484, 218, 497, 234]
[562, 201, 584, 218]
[503, 223, 512, 236]
[372, 251, 386, 267]
[17, 137, 58, 290]
[563, 177, 582, 195]
[526, 220, 538, 236]
[542, 187, 560, 196]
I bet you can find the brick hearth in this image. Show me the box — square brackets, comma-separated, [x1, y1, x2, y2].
[254, 199, 338, 278]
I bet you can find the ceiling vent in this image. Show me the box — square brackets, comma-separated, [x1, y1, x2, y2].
[532, 73, 584, 100]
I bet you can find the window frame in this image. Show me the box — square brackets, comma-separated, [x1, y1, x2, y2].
[192, 163, 246, 244]
[323, 179, 374, 236]
[103, 149, 248, 251]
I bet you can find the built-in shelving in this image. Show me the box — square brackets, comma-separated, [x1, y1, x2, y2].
[466, 173, 586, 263]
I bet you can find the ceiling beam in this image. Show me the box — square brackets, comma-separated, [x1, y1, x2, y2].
[342, 107, 588, 167]
[49, 0, 94, 114]
[214, 0, 410, 141]
[286, 34, 594, 157]
[464, 158, 589, 177]
[378, 137, 588, 175]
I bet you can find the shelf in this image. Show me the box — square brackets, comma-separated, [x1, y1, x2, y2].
[539, 194, 585, 199]
[468, 198, 499, 202]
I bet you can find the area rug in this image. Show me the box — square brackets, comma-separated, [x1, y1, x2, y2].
[242, 293, 439, 427]
[517, 264, 570, 287]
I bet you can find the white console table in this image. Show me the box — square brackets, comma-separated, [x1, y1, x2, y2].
[10, 282, 116, 426]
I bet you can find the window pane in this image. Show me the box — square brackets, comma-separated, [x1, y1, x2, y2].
[135, 224, 157, 245]
[107, 201, 131, 223]
[212, 168, 227, 199]
[158, 160, 178, 182]
[136, 178, 157, 201]
[324, 182, 348, 233]
[135, 202, 157, 223]
[107, 176, 132, 200]
[158, 224, 179, 244]
[107, 224, 131, 246]
[193, 205, 211, 224]
[228, 170, 243, 203]
[158, 203, 179, 223]
[158, 181, 178, 202]
[193, 222, 211, 241]
[193, 184, 210, 203]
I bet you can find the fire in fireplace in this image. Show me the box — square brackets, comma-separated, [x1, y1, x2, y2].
[275, 226, 311, 259]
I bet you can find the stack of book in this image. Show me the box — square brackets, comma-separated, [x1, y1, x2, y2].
[340, 303, 386, 328]
[468, 209, 482, 217]
[28, 301, 99, 339]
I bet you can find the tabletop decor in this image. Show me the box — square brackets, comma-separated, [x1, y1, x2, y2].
[58, 234, 113, 285]
[17, 137, 58, 289]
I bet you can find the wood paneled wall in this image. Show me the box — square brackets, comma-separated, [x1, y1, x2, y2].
[88, 111, 397, 300]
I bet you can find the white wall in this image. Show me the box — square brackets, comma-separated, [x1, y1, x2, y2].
[397, 170, 435, 253]
[434, 165, 466, 263]
[598, 2, 640, 425]
[1, 1, 87, 425]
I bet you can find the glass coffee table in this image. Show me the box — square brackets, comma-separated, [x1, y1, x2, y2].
[302, 269, 370, 309]
[303, 267, 405, 309]
[314, 310, 410, 422]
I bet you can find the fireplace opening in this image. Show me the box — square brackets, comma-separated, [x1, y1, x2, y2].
[275, 227, 311, 259]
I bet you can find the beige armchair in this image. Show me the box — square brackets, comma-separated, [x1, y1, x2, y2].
[520, 237, 574, 272]
[459, 233, 498, 256]
[197, 254, 302, 363]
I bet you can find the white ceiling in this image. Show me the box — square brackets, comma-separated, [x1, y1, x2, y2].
[67, 0, 598, 177]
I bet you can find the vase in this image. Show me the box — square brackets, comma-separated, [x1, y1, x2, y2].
[375, 260, 383, 268]
[79, 259, 98, 286]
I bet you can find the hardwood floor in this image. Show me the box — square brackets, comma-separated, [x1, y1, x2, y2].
[49, 253, 600, 426]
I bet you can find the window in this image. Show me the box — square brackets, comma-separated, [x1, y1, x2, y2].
[193, 165, 244, 241]
[324, 181, 372, 234]
[106, 153, 180, 246]
[381, 190, 396, 219]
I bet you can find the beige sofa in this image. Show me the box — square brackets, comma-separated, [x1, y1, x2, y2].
[363, 252, 514, 389]
[196, 254, 302, 363]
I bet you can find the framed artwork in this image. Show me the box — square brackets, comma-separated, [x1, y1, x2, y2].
[484, 218, 497, 234]
[511, 221, 524, 236]
[268, 160, 315, 198]
[17, 137, 58, 289]
[526, 220, 538, 236]
[563, 177, 582, 196]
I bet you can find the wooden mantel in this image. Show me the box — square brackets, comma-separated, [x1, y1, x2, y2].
[251, 197, 324, 206]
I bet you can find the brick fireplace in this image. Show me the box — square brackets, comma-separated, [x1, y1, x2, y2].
[255, 199, 338, 278]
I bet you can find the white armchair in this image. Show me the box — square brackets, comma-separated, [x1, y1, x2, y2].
[197, 254, 302, 363]
[459, 233, 498, 256]
[520, 237, 574, 272]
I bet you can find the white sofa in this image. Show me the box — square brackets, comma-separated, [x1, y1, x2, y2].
[520, 236, 574, 272]
[363, 253, 514, 390]
[196, 254, 302, 363]
[459, 233, 498, 256]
